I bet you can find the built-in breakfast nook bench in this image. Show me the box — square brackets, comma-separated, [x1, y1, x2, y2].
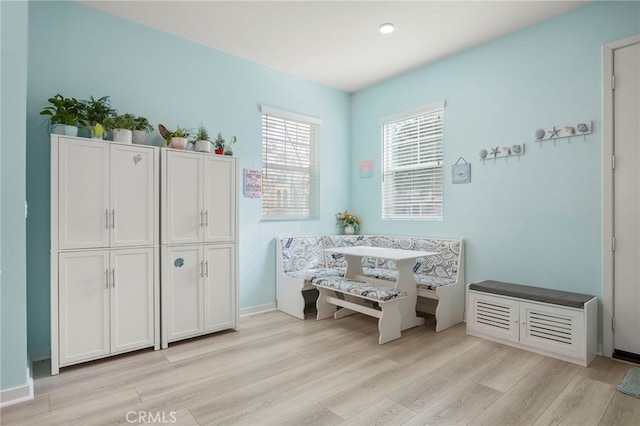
[275, 235, 465, 342]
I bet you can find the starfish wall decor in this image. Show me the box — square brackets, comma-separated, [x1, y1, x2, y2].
[534, 121, 592, 142]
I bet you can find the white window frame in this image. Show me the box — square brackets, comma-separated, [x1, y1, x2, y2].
[261, 105, 321, 220]
[381, 101, 445, 220]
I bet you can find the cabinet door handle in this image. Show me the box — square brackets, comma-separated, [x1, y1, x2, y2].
[105, 209, 109, 229]
[205, 261, 209, 277]
[200, 261, 204, 278]
[111, 268, 115, 288]
[111, 210, 115, 229]
[200, 210, 204, 227]
[105, 269, 109, 289]
[205, 210, 209, 227]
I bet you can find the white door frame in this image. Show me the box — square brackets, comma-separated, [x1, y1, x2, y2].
[602, 34, 640, 357]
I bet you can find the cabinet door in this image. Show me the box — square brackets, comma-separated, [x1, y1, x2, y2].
[110, 248, 155, 353]
[203, 156, 236, 242]
[163, 245, 204, 342]
[519, 302, 584, 359]
[468, 291, 520, 342]
[58, 138, 109, 249]
[110, 145, 157, 247]
[163, 151, 203, 244]
[203, 244, 236, 332]
[59, 251, 110, 365]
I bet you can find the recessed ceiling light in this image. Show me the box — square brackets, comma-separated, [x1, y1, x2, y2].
[379, 23, 394, 34]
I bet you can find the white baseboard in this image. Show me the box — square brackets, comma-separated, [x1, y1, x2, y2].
[240, 302, 277, 317]
[0, 366, 33, 408]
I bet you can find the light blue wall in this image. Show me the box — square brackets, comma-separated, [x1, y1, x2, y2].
[351, 1, 639, 302]
[22, 0, 640, 360]
[26, 1, 350, 359]
[1, 0, 29, 392]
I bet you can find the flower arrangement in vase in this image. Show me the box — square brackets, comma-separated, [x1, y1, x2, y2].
[335, 210, 361, 235]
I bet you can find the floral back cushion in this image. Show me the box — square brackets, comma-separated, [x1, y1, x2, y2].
[323, 235, 378, 268]
[279, 236, 325, 273]
[411, 238, 462, 280]
[376, 235, 413, 269]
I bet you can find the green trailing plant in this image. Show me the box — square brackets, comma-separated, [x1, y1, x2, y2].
[103, 113, 136, 131]
[224, 135, 237, 155]
[132, 115, 153, 133]
[40, 93, 86, 127]
[82, 95, 117, 126]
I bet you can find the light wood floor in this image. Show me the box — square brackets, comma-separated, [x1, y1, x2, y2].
[2, 310, 640, 425]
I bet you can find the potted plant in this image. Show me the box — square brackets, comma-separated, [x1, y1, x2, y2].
[40, 93, 86, 136]
[90, 123, 108, 139]
[224, 135, 237, 156]
[213, 132, 225, 155]
[104, 113, 136, 143]
[132, 115, 153, 145]
[81, 95, 117, 140]
[335, 210, 361, 235]
[192, 122, 212, 153]
[163, 126, 191, 150]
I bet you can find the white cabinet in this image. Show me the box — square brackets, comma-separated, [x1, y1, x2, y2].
[161, 151, 236, 245]
[160, 149, 238, 348]
[162, 244, 237, 346]
[203, 243, 236, 332]
[51, 135, 160, 375]
[467, 290, 597, 366]
[56, 137, 158, 249]
[58, 248, 156, 366]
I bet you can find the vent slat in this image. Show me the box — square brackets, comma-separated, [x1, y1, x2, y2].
[526, 310, 574, 346]
[477, 319, 510, 330]
[529, 331, 572, 345]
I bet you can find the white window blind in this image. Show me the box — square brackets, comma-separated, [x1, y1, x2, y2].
[381, 101, 445, 220]
[261, 106, 320, 220]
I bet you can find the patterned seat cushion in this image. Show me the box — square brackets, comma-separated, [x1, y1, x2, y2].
[286, 268, 343, 282]
[360, 269, 455, 291]
[415, 275, 456, 291]
[312, 276, 406, 302]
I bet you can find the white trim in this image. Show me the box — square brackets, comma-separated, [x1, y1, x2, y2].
[260, 105, 323, 126]
[0, 366, 33, 408]
[240, 302, 277, 317]
[602, 34, 640, 358]
[379, 100, 445, 124]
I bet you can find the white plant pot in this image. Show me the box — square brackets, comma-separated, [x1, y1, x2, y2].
[112, 128, 133, 143]
[171, 137, 188, 150]
[132, 130, 147, 145]
[194, 140, 212, 153]
[52, 124, 78, 136]
[344, 225, 355, 235]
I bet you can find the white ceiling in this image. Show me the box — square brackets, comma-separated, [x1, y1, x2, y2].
[78, 0, 591, 93]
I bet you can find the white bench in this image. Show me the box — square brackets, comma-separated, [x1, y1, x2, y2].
[314, 276, 407, 344]
[275, 235, 465, 332]
[467, 280, 597, 366]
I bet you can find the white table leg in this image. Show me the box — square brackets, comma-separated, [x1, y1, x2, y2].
[344, 254, 363, 278]
[396, 258, 425, 330]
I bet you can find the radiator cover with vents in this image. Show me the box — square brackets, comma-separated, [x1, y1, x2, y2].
[467, 288, 597, 366]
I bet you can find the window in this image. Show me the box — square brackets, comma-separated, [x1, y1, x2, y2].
[261, 106, 321, 220]
[381, 101, 445, 220]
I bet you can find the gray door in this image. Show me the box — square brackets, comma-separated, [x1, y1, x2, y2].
[613, 42, 640, 357]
